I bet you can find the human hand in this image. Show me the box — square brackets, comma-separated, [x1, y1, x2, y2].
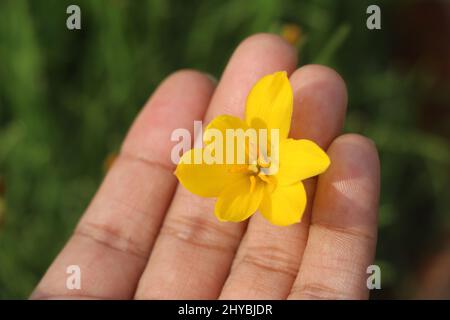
[31, 34, 380, 300]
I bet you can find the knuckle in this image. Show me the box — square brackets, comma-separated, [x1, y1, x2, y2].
[235, 245, 300, 278]
[311, 221, 376, 244]
[75, 221, 149, 259]
[160, 214, 240, 253]
[290, 282, 346, 300]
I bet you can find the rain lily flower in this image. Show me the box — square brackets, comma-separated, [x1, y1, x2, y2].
[175, 71, 330, 226]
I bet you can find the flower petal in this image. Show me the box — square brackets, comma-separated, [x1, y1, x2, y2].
[175, 148, 247, 197]
[205, 114, 254, 165]
[215, 176, 264, 222]
[245, 71, 293, 139]
[276, 139, 330, 185]
[259, 182, 307, 226]
[204, 115, 248, 142]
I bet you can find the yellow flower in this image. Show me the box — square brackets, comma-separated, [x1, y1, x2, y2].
[281, 23, 302, 47]
[175, 71, 330, 226]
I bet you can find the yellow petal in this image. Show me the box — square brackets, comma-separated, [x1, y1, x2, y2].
[276, 139, 330, 185]
[204, 115, 248, 141]
[259, 182, 306, 226]
[175, 148, 247, 197]
[205, 114, 254, 165]
[215, 176, 264, 222]
[245, 71, 293, 139]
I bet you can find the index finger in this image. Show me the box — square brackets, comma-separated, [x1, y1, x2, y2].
[31, 70, 215, 299]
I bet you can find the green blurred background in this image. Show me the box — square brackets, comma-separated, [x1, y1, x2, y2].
[1, 0, 450, 299]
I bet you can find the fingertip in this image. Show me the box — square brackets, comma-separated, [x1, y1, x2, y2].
[315, 133, 380, 230]
[293, 64, 347, 94]
[332, 133, 376, 147]
[288, 64, 348, 147]
[236, 33, 298, 69]
[290, 64, 348, 107]
[206, 33, 298, 121]
[160, 69, 217, 94]
[329, 133, 380, 180]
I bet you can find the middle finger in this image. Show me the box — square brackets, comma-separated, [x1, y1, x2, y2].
[135, 34, 298, 299]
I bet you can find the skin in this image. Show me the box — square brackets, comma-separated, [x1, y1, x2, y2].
[31, 33, 380, 300]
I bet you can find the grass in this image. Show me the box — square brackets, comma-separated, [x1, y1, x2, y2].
[0, 0, 449, 298]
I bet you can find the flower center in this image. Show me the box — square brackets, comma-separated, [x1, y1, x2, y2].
[247, 156, 276, 193]
[228, 145, 277, 193]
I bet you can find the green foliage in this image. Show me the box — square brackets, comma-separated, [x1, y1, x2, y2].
[0, 0, 449, 298]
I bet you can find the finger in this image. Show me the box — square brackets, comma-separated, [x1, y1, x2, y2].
[288, 134, 380, 299]
[219, 65, 347, 299]
[31, 70, 215, 299]
[135, 33, 298, 299]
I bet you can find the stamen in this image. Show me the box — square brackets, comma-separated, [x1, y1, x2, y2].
[258, 173, 271, 184]
[257, 149, 271, 168]
[257, 157, 271, 168]
[249, 175, 256, 193]
[258, 173, 277, 193]
[248, 163, 259, 173]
